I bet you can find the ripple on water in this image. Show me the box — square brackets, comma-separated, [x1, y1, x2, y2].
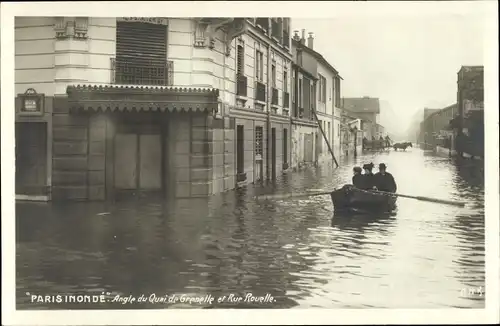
[15, 150, 485, 309]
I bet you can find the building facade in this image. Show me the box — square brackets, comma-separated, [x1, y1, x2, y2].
[452, 65, 484, 158]
[290, 32, 318, 169]
[342, 96, 381, 141]
[14, 16, 292, 201]
[420, 104, 457, 151]
[290, 30, 342, 169]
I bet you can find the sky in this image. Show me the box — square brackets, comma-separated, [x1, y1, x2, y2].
[292, 14, 485, 135]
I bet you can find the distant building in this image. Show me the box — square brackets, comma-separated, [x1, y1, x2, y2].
[341, 96, 381, 140]
[420, 104, 458, 152]
[452, 65, 484, 158]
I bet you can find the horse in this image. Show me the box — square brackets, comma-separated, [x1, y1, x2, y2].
[393, 142, 412, 151]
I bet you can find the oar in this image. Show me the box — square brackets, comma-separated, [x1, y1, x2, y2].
[363, 189, 466, 207]
[254, 191, 332, 201]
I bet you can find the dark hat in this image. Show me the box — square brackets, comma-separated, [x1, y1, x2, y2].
[362, 163, 374, 170]
[353, 166, 362, 173]
[379, 163, 387, 169]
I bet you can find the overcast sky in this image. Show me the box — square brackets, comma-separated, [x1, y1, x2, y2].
[292, 14, 485, 134]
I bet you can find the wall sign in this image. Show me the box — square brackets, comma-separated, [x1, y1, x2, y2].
[117, 17, 168, 25]
[18, 88, 44, 116]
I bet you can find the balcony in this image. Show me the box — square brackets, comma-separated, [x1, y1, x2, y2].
[299, 107, 304, 119]
[111, 58, 173, 86]
[255, 18, 269, 33]
[271, 87, 279, 105]
[283, 91, 290, 108]
[255, 81, 266, 102]
[236, 74, 247, 97]
[236, 172, 247, 182]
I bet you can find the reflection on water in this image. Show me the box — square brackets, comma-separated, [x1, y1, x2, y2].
[16, 149, 485, 309]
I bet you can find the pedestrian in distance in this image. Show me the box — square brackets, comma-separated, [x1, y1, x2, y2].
[375, 163, 397, 193]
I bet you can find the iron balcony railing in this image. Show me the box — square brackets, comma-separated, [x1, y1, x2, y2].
[255, 81, 266, 102]
[271, 87, 279, 105]
[283, 91, 290, 108]
[236, 73, 247, 96]
[110, 58, 173, 86]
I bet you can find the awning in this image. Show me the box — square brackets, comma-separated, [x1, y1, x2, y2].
[66, 84, 220, 113]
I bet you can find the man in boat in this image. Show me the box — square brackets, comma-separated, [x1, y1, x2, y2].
[352, 166, 364, 189]
[361, 163, 377, 190]
[374, 163, 397, 193]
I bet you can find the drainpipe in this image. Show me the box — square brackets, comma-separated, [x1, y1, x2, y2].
[266, 43, 272, 181]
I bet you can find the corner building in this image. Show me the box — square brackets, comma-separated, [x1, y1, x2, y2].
[14, 17, 292, 201]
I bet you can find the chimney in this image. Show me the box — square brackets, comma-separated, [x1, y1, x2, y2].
[307, 32, 314, 49]
[301, 29, 306, 45]
[293, 30, 300, 41]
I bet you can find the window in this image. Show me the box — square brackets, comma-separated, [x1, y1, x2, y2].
[115, 21, 168, 85]
[255, 50, 264, 82]
[318, 74, 326, 103]
[283, 68, 288, 93]
[328, 121, 331, 143]
[334, 77, 341, 107]
[271, 60, 276, 88]
[298, 79, 303, 108]
[237, 44, 244, 75]
[255, 126, 263, 156]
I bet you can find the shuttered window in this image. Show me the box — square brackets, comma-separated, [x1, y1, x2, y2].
[115, 21, 169, 85]
[237, 44, 244, 75]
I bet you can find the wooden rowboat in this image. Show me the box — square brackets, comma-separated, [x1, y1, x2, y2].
[330, 185, 397, 213]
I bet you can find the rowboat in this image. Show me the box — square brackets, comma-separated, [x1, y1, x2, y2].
[330, 185, 397, 213]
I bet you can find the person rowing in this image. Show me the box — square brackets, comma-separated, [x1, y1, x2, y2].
[352, 166, 363, 189]
[374, 163, 397, 193]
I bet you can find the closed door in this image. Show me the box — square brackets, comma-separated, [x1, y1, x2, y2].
[114, 133, 162, 191]
[15, 122, 47, 194]
[114, 134, 138, 189]
[236, 125, 244, 175]
[139, 135, 161, 189]
[271, 128, 276, 178]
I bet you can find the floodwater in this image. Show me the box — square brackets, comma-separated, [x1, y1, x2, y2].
[16, 148, 485, 309]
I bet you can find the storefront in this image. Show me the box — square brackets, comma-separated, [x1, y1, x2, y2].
[49, 84, 221, 201]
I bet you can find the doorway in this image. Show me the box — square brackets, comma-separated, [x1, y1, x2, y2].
[271, 127, 276, 180]
[236, 125, 245, 182]
[114, 132, 162, 198]
[15, 122, 48, 196]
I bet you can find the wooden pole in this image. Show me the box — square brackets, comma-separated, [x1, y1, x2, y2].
[312, 108, 339, 167]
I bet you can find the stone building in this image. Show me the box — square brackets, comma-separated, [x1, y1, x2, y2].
[341, 96, 380, 141]
[290, 30, 342, 169]
[14, 16, 292, 201]
[452, 65, 484, 158]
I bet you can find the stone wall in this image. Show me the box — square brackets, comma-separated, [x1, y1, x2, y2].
[51, 97, 89, 200]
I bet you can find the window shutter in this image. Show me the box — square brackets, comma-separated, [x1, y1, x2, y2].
[237, 45, 244, 75]
[116, 22, 167, 66]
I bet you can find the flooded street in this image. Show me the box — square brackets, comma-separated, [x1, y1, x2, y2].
[16, 148, 485, 309]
